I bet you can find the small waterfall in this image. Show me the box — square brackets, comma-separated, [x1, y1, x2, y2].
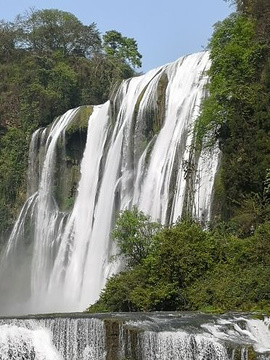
[116, 314, 270, 360]
[0, 321, 62, 360]
[0, 51, 219, 315]
[43, 318, 106, 359]
[140, 332, 229, 360]
[0, 317, 106, 360]
[0, 108, 82, 314]
[202, 316, 270, 354]
[0, 314, 269, 360]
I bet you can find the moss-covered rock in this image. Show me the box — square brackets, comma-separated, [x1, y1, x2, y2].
[54, 106, 92, 212]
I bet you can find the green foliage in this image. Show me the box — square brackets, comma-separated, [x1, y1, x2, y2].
[196, 12, 270, 220]
[88, 210, 270, 313]
[0, 128, 29, 233]
[150, 221, 214, 287]
[76, 54, 135, 105]
[88, 268, 147, 312]
[0, 20, 17, 62]
[196, 14, 265, 144]
[189, 223, 270, 312]
[226, 0, 270, 45]
[103, 30, 142, 68]
[0, 9, 143, 237]
[112, 207, 161, 268]
[15, 9, 102, 56]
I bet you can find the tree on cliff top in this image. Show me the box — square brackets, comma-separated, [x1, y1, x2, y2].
[14, 8, 102, 57]
[103, 30, 142, 68]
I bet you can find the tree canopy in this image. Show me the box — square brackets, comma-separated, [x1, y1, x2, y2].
[112, 207, 161, 268]
[14, 9, 102, 57]
[0, 9, 143, 238]
[103, 30, 142, 68]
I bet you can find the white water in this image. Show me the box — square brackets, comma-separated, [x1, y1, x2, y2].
[141, 331, 229, 360]
[0, 51, 219, 315]
[1, 314, 269, 360]
[203, 316, 270, 354]
[43, 318, 106, 359]
[0, 323, 61, 360]
[0, 318, 106, 360]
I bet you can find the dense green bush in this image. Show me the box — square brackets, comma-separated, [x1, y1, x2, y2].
[88, 210, 270, 314]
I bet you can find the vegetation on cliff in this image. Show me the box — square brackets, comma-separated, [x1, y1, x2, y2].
[88, 208, 270, 313]
[197, 0, 270, 225]
[0, 8, 142, 240]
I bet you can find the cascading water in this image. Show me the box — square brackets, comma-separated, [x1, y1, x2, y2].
[0, 51, 219, 315]
[0, 317, 106, 360]
[0, 313, 269, 360]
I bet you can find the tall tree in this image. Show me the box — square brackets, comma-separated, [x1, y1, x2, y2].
[14, 9, 102, 57]
[0, 21, 17, 61]
[103, 30, 142, 68]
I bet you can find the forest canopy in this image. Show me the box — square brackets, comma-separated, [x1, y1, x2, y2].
[0, 8, 142, 239]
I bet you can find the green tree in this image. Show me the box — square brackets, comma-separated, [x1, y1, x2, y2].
[15, 9, 101, 57]
[112, 207, 161, 268]
[188, 222, 270, 312]
[89, 218, 216, 312]
[103, 30, 142, 68]
[151, 221, 214, 287]
[225, 0, 270, 47]
[76, 53, 135, 105]
[0, 21, 17, 62]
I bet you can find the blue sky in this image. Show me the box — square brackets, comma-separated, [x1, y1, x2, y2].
[1, 0, 234, 72]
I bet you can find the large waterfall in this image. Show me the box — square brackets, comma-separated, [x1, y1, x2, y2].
[0, 51, 219, 315]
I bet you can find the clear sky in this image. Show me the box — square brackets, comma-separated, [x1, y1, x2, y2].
[0, 0, 234, 72]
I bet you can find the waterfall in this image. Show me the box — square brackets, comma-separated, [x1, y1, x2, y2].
[0, 314, 269, 360]
[0, 51, 219, 315]
[140, 332, 229, 360]
[0, 317, 106, 360]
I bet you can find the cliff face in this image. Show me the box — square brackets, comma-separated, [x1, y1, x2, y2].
[26, 105, 92, 214]
[53, 106, 92, 212]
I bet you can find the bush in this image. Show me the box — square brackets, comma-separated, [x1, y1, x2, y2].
[88, 213, 270, 314]
[112, 207, 161, 268]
